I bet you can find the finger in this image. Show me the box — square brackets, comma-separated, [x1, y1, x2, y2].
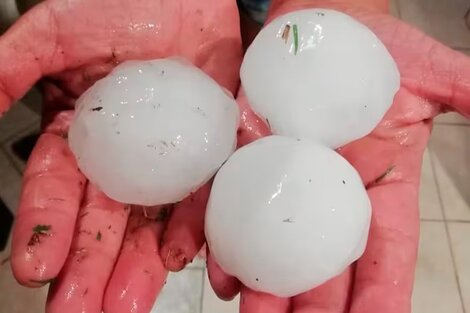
[207, 247, 241, 301]
[240, 287, 291, 313]
[349, 182, 419, 313]
[0, 0, 243, 115]
[0, 1, 125, 115]
[11, 133, 86, 286]
[46, 185, 129, 313]
[160, 184, 210, 272]
[236, 89, 271, 147]
[0, 2, 61, 115]
[343, 134, 427, 313]
[205, 90, 270, 301]
[337, 90, 437, 188]
[103, 207, 168, 313]
[292, 268, 353, 313]
[38, 80, 76, 138]
[394, 34, 470, 118]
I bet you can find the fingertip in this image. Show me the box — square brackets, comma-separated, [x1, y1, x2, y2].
[104, 254, 165, 313]
[104, 210, 168, 313]
[160, 243, 190, 272]
[0, 91, 12, 117]
[10, 133, 86, 287]
[207, 249, 241, 301]
[160, 185, 210, 272]
[11, 213, 75, 287]
[10, 254, 54, 288]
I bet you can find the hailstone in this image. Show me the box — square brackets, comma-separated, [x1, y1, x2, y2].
[69, 58, 239, 206]
[241, 9, 400, 148]
[205, 135, 371, 297]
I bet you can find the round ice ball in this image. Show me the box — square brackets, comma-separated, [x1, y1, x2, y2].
[241, 9, 400, 148]
[205, 135, 371, 297]
[69, 58, 239, 206]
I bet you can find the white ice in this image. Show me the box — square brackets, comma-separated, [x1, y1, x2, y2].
[69, 58, 239, 206]
[241, 9, 400, 148]
[205, 136, 371, 297]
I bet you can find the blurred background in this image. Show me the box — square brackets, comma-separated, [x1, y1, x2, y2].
[0, 0, 469, 312]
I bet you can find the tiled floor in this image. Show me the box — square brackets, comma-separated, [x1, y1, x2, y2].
[0, 0, 470, 312]
[396, 0, 470, 311]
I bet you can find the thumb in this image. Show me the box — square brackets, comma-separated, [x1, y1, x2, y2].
[0, 2, 60, 115]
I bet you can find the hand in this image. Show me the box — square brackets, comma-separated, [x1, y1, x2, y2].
[207, 1, 470, 312]
[0, 1, 242, 312]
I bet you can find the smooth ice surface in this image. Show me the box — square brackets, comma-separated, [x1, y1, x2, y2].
[241, 9, 400, 148]
[69, 59, 239, 205]
[206, 136, 371, 297]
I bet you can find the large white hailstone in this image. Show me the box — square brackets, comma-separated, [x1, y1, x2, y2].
[69, 58, 239, 206]
[205, 136, 371, 297]
[241, 9, 400, 148]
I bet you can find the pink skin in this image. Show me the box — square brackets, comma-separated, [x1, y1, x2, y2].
[159, 184, 211, 272]
[240, 287, 291, 313]
[207, 247, 242, 301]
[103, 209, 169, 313]
[0, 0, 242, 312]
[46, 185, 129, 313]
[1, 0, 469, 312]
[11, 133, 87, 286]
[208, 1, 470, 313]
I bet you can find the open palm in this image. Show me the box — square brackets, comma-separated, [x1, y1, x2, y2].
[206, 1, 470, 313]
[0, 1, 242, 313]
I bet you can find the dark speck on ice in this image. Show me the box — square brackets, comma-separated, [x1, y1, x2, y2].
[194, 107, 206, 116]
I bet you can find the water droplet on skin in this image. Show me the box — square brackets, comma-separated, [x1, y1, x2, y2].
[127, 22, 159, 33]
[394, 129, 410, 146]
